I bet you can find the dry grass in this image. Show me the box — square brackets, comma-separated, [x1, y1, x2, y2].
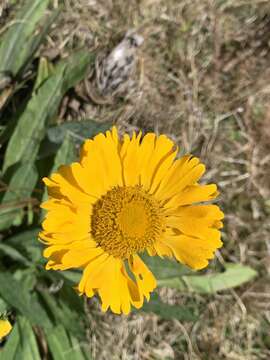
[50, 1, 270, 359]
[3, 0, 270, 358]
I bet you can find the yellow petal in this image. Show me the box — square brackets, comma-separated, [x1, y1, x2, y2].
[70, 162, 105, 199]
[121, 131, 143, 186]
[129, 254, 157, 304]
[167, 204, 224, 225]
[41, 202, 91, 242]
[45, 164, 94, 205]
[80, 131, 123, 190]
[164, 184, 218, 209]
[78, 255, 139, 314]
[61, 247, 104, 269]
[140, 134, 175, 191]
[149, 150, 177, 194]
[120, 132, 175, 191]
[97, 257, 138, 315]
[166, 216, 222, 246]
[155, 156, 205, 201]
[153, 240, 173, 258]
[164, 234, 222, 270]
[78, 253, 110, 296]
[0, 319, 12, 339]
[44, 239, 100, 270]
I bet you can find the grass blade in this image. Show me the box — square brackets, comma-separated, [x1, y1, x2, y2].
[0, 272, 52, 328]
[3, 50, 95, 173]
[0, 163, 38, 230]
[2, 67, 66, 172]
[0, 0, 50, 76]
[17, 317, 41, 360]
[46, 325, 87, 360]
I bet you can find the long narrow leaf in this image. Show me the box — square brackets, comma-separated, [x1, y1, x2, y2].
[46, 325, 87, 360]
[0, 273, 52, 328]
[0, 0, 50, 75]
[4, 229, 42, 263]
[142, 255, 192, 279]
[0, 163, 38, 230]
[2, 67, 66, 172]
[158, 263, 257, 294]
[3, 50, 95, 172]
[17, 317, 41, 360]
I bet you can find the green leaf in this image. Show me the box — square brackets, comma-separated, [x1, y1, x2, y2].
[2, 67, 66, 172]
[34, 57, 55, 91]
[38, 287, 85, 337]
[0, 243, 31, 266]
[5, 229, 42, 263]
[47, 120, 112, 145]
[17, 317, 41, 360]
[141, 293, 197, 322]
[52, 133, 77, 172]
[0, 272, 52, 328]
[142, 255, 192, 280]
[56, 50, 95, 94]
[1, 162, 38, 204]
[158, 263, 258, 294]
[46, 325, 88, 360]
[59, 270, 82, 284]
[0, 0, 50, 76]
[0, 317, 41, 360]
[46, 326, 71, 360]
[0, 163, 38, 230]
[0, 209, 24, 232]
[18, 8, 60, 78]
[3, 50, 95, 173]
[14, 269, 37, 292]
[0, 298, 8, 315]
[69, 335, 91, 360]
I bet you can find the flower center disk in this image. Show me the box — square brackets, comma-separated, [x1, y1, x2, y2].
[91, 186, 165, 259]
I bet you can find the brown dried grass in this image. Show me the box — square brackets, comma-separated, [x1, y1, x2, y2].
[51, 1, 270, 359]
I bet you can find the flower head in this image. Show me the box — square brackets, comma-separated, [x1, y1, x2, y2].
[0, 319, 12, 340]
[40, 127, 223, 314]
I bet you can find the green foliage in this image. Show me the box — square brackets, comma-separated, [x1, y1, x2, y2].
[141, 257, 257, 318]
[47, 120, 112, 146]
[144, 256, 257, 294]
[3, 50, 94, 173]
[157, 263, 257, 294]
[142, 254, 192, 279]
[0, 163, 38, 230]
[0, 0, 58, 77]
[45, 325, 90, 360]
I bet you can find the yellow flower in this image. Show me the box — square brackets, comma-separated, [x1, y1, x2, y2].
[0, 319, 12, 340]
[40, 127, 223, 314]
